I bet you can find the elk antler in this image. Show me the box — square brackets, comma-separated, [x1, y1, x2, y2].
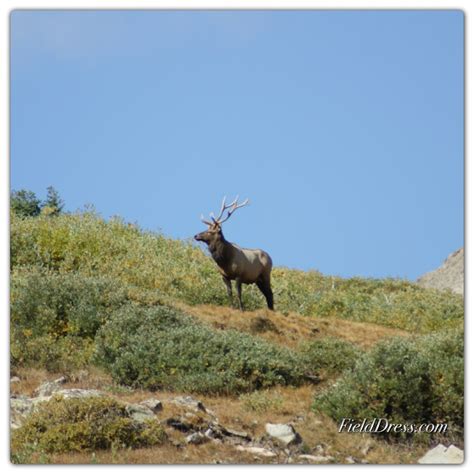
[201, 196, 250, 226]
[200, 214, 214, 226]
[217, 196, 249, 224]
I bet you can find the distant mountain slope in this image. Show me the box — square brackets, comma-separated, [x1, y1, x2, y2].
[417, 248, 464, 296]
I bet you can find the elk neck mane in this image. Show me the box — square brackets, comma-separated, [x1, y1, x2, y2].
[207, 233, 232, 267]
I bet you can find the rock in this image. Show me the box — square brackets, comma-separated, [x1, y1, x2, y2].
[315, 444, 326, 454]
[236, 446, 277, 458]
[140, 398, 163, 413]
[33, 376, 68, 397]
[418, 444, 464, 464]
[345, 456, 357, 464]
[265, 423, 301, 446]
[10, 376, 21, 384]
[126, 403, 156, 423]
[292, 415, 305, 423]
[185, 432, 208, 445]
[298, 454, 335, 463]
[205, 423, 225, 440]
[417, 248, 464, 295]
[221, 427, 251, 440]
[55, 388, 103, 399]
[166, 417, 194, 432]
[11, 388, 105, 429]
[171, 396, 206, 412]
[11, 393, 48, 410]
[10, 396, 34, 429]
[205, 428, 216, 438]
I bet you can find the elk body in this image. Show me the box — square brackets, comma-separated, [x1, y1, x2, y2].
[194, 197, 274, 311]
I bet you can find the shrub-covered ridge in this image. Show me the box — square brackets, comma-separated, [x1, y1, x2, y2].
[11, 212, 463, 332]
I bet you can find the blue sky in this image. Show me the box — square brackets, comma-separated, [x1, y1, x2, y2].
[10, 10, 464, 280]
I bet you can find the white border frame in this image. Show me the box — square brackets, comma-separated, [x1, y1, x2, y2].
[1, 2, 469, 473]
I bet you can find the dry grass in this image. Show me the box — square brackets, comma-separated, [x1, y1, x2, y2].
[179, 303, 409, 349]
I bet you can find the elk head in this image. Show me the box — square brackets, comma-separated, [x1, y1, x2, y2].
[194, 196, 249, 244]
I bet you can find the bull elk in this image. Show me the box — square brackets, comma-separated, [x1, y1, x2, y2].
[194, 196, 274, 311]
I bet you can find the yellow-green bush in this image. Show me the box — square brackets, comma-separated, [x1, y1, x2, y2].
[11, 396, 167, 458]
[239, 390, 284, 413]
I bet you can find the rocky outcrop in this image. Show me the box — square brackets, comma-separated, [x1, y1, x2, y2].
[417, 248, 464, 295]
[33, 376, 68, 397]
[265, 423, 301, 446]
[418, 444, 464, 464]
[125, 404, 156, 423]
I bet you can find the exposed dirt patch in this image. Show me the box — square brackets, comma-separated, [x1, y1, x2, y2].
[179, 304, 409, 349]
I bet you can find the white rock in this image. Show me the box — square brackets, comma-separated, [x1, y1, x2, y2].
[171, 396, 206, 412]
[222, 427, 250, 439]
[126, 403, 156, 423]
[185, 432, 207, 445]
[10, 396, 34, 429]
[10, 376, 21, 383]
[33, 376, 68, 397]
[56, 388, 103, 399]
[140, 398, 163, 413]
[298, 454, 335, 463]
[265, 423, 301, 445]
[418, 444, 464, 464]
[236, 446, 276, 457]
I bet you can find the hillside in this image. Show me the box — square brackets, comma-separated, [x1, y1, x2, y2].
[417, 248, 464, 296]
[10, 211, 464, 464]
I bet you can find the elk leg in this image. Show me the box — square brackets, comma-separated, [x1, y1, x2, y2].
[222, 276, 233, 306]
[236, 278, 244, 311]
[256, 278, 274, 311]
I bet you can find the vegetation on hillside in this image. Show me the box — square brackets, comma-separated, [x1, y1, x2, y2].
[11, 211, 463, 333]
[314, 328, 464, 445]
[10, 201, 464, 457]
[94, 304, 310, 394]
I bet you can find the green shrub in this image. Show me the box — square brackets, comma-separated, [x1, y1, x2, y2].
[417, 329, 464, 436]
[94, 304, 309, 394]
[300, 337, 362, 376]
[11, 396, 166, 456]
[10, 268, 129, 370]
[313, 328, 464, 444]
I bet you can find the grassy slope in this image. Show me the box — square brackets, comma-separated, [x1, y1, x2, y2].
[11, 211, 463, 333]
[10, 212, 464, 463]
